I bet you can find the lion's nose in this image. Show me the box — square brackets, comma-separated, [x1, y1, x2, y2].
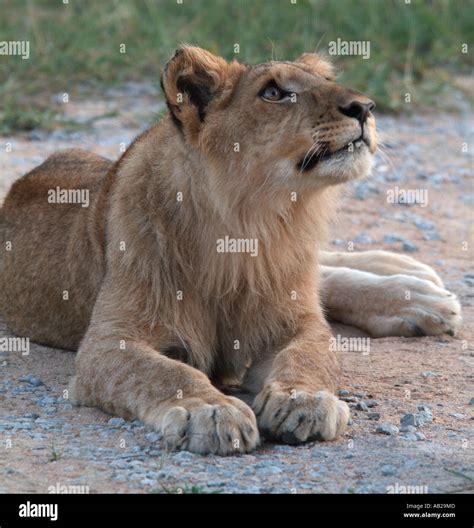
[338, 100, 375, 125]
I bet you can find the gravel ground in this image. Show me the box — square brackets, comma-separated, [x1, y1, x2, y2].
[0, 84, 473, 494]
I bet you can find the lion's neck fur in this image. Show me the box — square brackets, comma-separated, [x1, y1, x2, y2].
[108, 117, 337, 376]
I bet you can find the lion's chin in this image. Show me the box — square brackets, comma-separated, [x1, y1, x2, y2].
[307, 145, 374, 185]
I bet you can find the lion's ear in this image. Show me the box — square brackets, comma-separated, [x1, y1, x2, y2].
[161, 45, 229, 129]
[296, 53, 336, 81]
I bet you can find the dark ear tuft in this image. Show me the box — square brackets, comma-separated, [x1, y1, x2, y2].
[176, 68, 213, 122]
[160, 46, 229, 129]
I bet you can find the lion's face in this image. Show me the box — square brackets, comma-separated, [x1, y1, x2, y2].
[161, 46, 377, 201]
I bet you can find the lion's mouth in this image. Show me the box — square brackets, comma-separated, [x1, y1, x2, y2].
[297, 138, 369, 172]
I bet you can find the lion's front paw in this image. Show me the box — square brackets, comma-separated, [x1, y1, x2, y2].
[253, 384, 349, 444]
[161, 396, 259, 455]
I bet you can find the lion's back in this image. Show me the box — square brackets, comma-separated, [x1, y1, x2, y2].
[0, 149, 113, 350]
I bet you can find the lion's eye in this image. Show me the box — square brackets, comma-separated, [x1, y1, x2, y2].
[263, 86, 282, 101]
[260, 82, 288, 102]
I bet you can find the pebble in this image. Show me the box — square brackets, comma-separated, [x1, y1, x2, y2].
[367, 412, 381, 421]
[421, 371, 440, 378]
[383, 234, 405, 244]
[172, 451, 196, 463]
[376, 423, 399, 436]
[365, 399, 379, 408]
[108, 417, 126, 427]
[337, 389, 351, 397]
[356, 401, 369, 411]
[400, 425, 417, 433]
[380, 464, 397, 476]
[423, 231, 441, 241]
[144, 432, 162, 443]
[354, 233, 375, 245]
[449, 413, 465, 420]
[23, 413, 40, 420]
[413, 218, 435, 230]
[400, 406, 433, 428]
[28, 377, 44, 387]
[402, 241, 419, 253]
[18, 374, 44, 387]
[341, 396, 358, 403]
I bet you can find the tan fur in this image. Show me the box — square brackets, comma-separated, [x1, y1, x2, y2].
[1, 46, 457, 455]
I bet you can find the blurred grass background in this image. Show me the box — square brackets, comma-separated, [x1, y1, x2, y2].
[0, 0, 472, 133]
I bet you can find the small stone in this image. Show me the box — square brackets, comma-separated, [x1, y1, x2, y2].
[341, 396, 358, 403]
[400, 425, 417, 433]
[356, 401, 368, 411]
[383, 234, 405, 244]
[380, 464, 397, 476]
[367, 412, 381, 421]
[402, 241, 419, 253]
[354, 233, 374, 245]
[365, 399, 379, 408]
[423, 231, 441, 241]
[418, 405, 433, 422]
[332, 239, 345, 246]
[18, 375, 44, 386]
[401, 433, 418, 441]
[337, 389, 351, 397]
[376, 423, 399, 435]
[108, 417, 125, 427]
[421, 371, 440, 378]
[413, 218, 435, 231]
[144, 432, 162, 443]
[414, 432, 426, 441]
[28, 377, 44, 387]
[400, 414, 422, 428]
[400, 406, 433, 428]
[13, 422, 33, 430]
[450, 413, 465, 420]
[173, 451, 195, 463]
[23, 413, 40, 420]
[468, 397, 474, 405]
[140, 478, 155, 486]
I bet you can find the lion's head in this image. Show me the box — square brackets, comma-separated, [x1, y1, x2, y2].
[161, 45, 376, 205]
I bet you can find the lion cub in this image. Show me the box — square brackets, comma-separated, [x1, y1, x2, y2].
[2, 46, 390, 454]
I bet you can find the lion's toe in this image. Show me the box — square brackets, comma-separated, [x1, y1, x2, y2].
[162, 400, 259, 455]
[255, 386, 349, 444]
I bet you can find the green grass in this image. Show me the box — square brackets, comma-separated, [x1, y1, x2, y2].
[0, 0, 472, 132]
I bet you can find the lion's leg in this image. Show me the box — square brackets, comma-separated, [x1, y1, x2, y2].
[71, 338, 259, 455]
[69, 283, 259, 456]
[244, 312, 349, 445]
[320, 249, 444, 286]
[320, 264, 462, 337]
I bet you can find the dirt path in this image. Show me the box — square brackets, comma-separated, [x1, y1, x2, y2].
[0, 86, 473, 493]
